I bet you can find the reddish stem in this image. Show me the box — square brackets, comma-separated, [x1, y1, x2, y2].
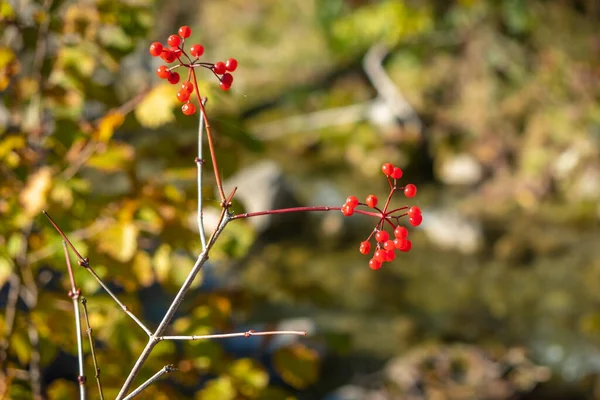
[190, 68, 227, 203]
[231, 206, 382, 220]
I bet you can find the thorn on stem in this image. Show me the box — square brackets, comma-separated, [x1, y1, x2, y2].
[77, 375, 87, 385]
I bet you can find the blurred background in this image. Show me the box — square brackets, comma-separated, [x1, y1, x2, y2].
[1, 0, 600, 398]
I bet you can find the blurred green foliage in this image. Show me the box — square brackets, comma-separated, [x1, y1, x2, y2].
[1, 0, 600, 399]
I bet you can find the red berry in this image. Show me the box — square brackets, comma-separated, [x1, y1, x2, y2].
[393, 238, 403, 249]
[366, 194, 378, 208]
[359, 241, 371, 255]
[221, 73, 233, 87]
[346, 196, 359, 208]
[213, 61, 226, 75]
[409, 214, 423, 227]
[167, 72, 180, 84]
[182, 102, 196, 116]
[161, 49, 177, 63]
[369, 259, 382, 270]
[177, 89, 190, 102]
[383, 240, 395, 251]
[220, 82, 231, 91]
[149, 42, 163, 57]
[404, 184, 417, 198]
[391, 167, 403, 180]
[408, 206, 421, 217]
[156, 65, 170, 79]
[190, 44, 204, 58]
[226, 58, 238, 72]
[181, 81, 194, 93]
[341, 204, 354, 216]
[381, 162, 394, 176]
[178, 25, 191, 38]
[374, 249, 386, 262]
[167, 34, 181, 48]
[398, 239, 412, 252]
[385, 249, 396, 262]
[394, 226, 408, 239]
[375, 230, 389, 243]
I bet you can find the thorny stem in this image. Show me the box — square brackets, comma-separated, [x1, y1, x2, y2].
[190, 69, 226, 203]
[196, 97, 208, 250]
[81, 298, 104, 400]
[63, 243, 86, 400]
[122, 365, 176, 400]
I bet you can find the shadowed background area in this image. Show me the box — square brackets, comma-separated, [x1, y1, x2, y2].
[1, 0, 600, 398]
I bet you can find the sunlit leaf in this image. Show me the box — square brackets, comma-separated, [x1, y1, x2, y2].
[97, 221, 138, 262]
[19, 166, 53, 217]
[87, 142, 135, 172]
[95, 111, 125, 142]
[135, 84, 178, 128]
[273, 344, 320, 389]
[132, 250, 154, 287]
[153, 243, 171, 284]
[229, 358, 269, 396]
[196, 376, 236, 400]
[0, 256, 13, 288]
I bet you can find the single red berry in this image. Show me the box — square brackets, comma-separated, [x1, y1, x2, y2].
[359, 241, 371, 255]
[167, 34, 181, 48]
[149, 42, 163, 57]
[177, 89, 190, 102]
[393, 238, 403, 249]
[408, 206, 421, 218]
[341, 204, 354, 216]
[346, 196, 359, 208]
[182, 102, 196, 116]
[161, 49, 177, 63]
[221, 73, 234, 87]
[381, 162, 394, 176]
[394, 226, 408, 239]
[369, 259, 382, 270]
[366, 194, 378, 208]
[178, 25, 191, 38]
[409, 214, 423, 227]
[156, 65, 170, 79]
[167, 72, 180, 84]
[404, 184, 417, 198]
[391, 167, 403, 180]
[220, 82, 231, 91]
[190, 44, 204, 58]
[226, 58, 238, 72]
[385, 249, 396, 262]
[213, 61, 226, 75]
[181, 81, 194, 93]
[383, 240, 395, 251]
[375, 230, 389, 243]
[398, 239, 412, 252]
[374, 249, 386, 262]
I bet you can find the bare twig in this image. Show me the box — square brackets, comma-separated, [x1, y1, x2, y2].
[196, 97, 209, 250]
[81, 297, 104, 400]
[43, 212, 152, 337]
[122, 365, 176, 400]
[63, 242, 86, 400]
[160, 330, 307, 341]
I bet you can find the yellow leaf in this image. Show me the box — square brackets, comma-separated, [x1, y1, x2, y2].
[153, 243, 171, 283]
[20, 167, 52, 217]
[0, 256, 13, 289]
[135, 83, 178, 128]
[87, 142, 135, 172]
[97, 222, 138, 262]
[96, 111, 125, 142]
[132, 251, 154, 287]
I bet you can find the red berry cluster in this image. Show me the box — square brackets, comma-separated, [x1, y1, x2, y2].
[149, 26, 238, 115]
[342, 162, 422, 270]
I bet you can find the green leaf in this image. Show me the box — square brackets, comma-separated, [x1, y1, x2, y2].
[97, 221, 138, 262]
[196, 376, 236, 400]
[273, 344, 320, 389]
[229, 358, 269, 396]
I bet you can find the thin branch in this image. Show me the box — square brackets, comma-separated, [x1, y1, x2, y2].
[81, 297, 104, 400]
[160, 330, 307, 341]
[63, 242, 86, 400]
[43, 212, 152, 337]
[230, 205, 382, 220]
[116, 209, 231, 400]
[26, 320, 42, 400]
[122, 365, 176, 400]
[196, 97, 208, 250]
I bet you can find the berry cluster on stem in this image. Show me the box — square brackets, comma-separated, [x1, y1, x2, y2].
[342, 162, 422, 270]
[149, 25, 238, 116]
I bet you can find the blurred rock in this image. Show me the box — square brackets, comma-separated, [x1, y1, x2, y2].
[421, 209, 483, 254]
[224, 160, 302, 236]
[438, 153, 483, 185]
